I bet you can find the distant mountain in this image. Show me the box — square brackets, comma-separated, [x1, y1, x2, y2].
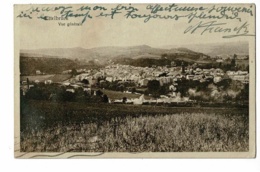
[20, 45, 214, 74]
[20, 56, 102, 75]
[21, 45, 159, 62]
[20, 45, 208, 64]
[161, 41, 249, 57]
[20, 56, 78, 75]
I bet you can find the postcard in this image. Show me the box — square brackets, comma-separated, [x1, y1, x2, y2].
[14, 3, 255, 158]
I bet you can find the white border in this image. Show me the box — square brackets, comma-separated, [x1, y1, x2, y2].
[0, 0, 259, 172]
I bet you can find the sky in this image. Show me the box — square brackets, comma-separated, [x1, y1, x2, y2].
[16, 4, 255, 49]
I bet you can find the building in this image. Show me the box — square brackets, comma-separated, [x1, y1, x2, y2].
[62, 70, 72, 74]
[36, 70, 41, 75]
[105, 76, 113, 82]
[44, 80, 53, 84]
[66, 88, 75, 93]
[181, 61, 185, 74]
[232, 74, 249, 84]
[213, 76, 222, 83]
[139, 78, 149, 87]
[186, 75, 195, 80]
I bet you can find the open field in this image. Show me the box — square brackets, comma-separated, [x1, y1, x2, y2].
[92, 88, 152, 100]
[20, 100, 249, 152]
[21, 75, 54, 82]
[48, 74, 72, 82]
[236, 59, 249, 67]
[21, 74, 72, 83]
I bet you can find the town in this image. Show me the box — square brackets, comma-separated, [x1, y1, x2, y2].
[20, 55, 249, 107]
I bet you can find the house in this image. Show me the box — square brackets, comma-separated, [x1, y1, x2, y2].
[105, 76, 113, 82]
[130, 74, 140, 82]
[226, 71, 235, 76]
[113, 99, 123, 104]
[232, 74, 249, 84]
[171, 61, 176, 67]
[175, 74, 183, 80]
[202, 69, 210, 75]
[139, 78, 149, 87]
[83, 87, 91, 93]
[236, 55, 248, 60]
[205, 75, 213, 80]
[168, 92, 177, 97]
[160, 95, 169, 98]
[28, 85, 34, 89]
[76, 69, 84, 73]
[216, 59, 223, 63]
[193, 74, 203, 81]
[94, 72, 103, 78]
[213, 76, 222, 83]
[36, 70, 41, 75]
[70, 84, 81, 89]
[62, 82, 70, 86]
[44, 80, 53, 84]
[169, 85, 177, 91]
[21, 81, 27, 85]
[83, 87, 91, 91]
[133, 94, 145, 105]
[167, 71, 179, 77]
[215, 68, 224, 74]
[90, 78, 98, 86]
[62, 70, 72, 74]
[66, 88, 75, 93]
[186, 75, 195, 80]
[237, 70, 248, 75]
[200, 78, 207, 83]
[195, 68, 202, 72]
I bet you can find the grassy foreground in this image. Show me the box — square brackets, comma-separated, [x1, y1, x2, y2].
[20, 101, 249, 152]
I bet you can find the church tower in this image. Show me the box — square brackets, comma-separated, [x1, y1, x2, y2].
[181, 61, 185, 74]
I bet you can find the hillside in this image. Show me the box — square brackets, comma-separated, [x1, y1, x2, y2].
[20, 45, 214, 74]
[161, 41, 249, 57]
[20, 45, 208, 64]
[113, 50, 212, 67]
[21, 45, 163, 63]
[20, 56, 101, 75]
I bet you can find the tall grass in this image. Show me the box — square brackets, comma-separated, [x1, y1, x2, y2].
[20, 112, 248, 152]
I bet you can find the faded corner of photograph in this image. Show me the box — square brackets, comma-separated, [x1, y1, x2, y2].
[15, 4, 254, 157]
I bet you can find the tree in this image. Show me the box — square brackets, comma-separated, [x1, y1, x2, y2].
[159, 85, 168, 95]
[246, 65, 249, 72]
[103, 94, 109, 103]
[62, 91, 75, 102]
[74, 87, 85, 102]
[96, 90, 103, 97]
[116, 84, 125, 92]
[219, 62, 222, 68]
[147, 80, 160, 97]
[71, 68, 77, 76]
[215, 78, 232, 90]
[161, 53, 168, 59]
[81, 79, 89, 85]
[236, 83, 249, 104]
[176, 79, 190, 97]
[122, 97, 127, 104]
[131, 87, 136, 93]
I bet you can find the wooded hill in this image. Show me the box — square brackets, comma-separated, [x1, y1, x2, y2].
[20, 45, 213, 75]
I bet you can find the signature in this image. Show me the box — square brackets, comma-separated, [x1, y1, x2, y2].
[184, 21, 255, 38]
[16, 4, 255, 38]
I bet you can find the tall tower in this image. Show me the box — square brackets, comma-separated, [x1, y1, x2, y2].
[231, 54, 237, 71]
[181, 61, 185, 74]
[27, 78, 30, 89]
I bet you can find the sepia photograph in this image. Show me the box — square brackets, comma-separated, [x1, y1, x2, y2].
[14, 3, 256, 158]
